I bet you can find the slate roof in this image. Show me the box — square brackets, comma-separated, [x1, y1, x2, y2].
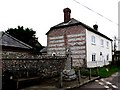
[46, 18, 112, 41]
[0, 32, 33, 49]
[40, 47, 47, 53]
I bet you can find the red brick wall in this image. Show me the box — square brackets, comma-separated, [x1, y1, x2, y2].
[47, 25, 86, 67]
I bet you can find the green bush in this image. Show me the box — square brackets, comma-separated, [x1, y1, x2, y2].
[80, 68, 89, 76]
[98, 65, 120, 78]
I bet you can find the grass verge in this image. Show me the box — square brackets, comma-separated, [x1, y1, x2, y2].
[98, 65, 120, 78]
[74, 64, 120, 78]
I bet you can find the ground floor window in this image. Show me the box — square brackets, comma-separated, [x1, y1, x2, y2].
[92, 53, 96, 61]
[107, 54, 109, 60]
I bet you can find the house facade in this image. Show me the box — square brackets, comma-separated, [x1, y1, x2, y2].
[46, 8, 112, 67]
[86, 27, 112, 67]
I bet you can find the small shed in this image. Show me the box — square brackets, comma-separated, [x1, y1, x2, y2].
[0, 31, 33, 58]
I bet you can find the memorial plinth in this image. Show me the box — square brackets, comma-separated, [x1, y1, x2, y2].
[63, 49, 76, 81]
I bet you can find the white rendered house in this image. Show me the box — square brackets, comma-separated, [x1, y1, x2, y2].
[86, 28, 112, 68]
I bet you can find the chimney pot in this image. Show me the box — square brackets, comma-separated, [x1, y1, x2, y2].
[63, 8, 71, 23]
[93, 24, 98, 31]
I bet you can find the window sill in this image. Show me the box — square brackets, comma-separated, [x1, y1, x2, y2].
[92, 61, 96, 62]
[91, 43, 96, 45]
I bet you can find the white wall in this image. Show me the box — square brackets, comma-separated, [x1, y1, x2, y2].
[86, 29, 112, 68]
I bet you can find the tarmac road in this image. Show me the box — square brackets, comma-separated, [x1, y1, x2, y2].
[70, 71, 120, 90]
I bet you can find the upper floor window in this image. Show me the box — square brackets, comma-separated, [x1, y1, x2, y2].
[101, 39, 104, 47]
[106, 41, 109, 48]
[91, 36, 96, 44]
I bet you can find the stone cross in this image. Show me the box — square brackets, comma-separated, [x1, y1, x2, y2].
[63, 48, 76, 81]
[64, 49, 72, 70]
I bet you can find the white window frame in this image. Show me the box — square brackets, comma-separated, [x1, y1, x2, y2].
[101, 39, 104, 47]
[107, 54, 109, 60]
[106, 41, 109, 48]
[91, 36, 96, 45]
[92, 53, 96, 61]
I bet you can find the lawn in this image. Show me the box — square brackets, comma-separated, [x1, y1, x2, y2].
[98, 65, 120, 78]
[74, 64, 120, 78]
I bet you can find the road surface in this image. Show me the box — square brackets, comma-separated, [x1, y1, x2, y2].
[70, 71, 120, 90]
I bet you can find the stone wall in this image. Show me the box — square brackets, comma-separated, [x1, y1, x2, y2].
[2, 51, 66, 79]
[2, 51, 33, 59]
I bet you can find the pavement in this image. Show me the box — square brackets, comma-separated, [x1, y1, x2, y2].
[95, 78, 119, 89]
[19, 71, 120, 90]
[20, 76, 100, 90]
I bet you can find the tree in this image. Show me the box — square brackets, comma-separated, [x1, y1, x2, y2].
[6, 26, 44, 54]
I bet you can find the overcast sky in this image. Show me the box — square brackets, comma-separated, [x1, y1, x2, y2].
[0, 0, 119, 46]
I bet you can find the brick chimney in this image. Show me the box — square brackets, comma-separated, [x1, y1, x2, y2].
[93, 24, 98, 31]
[63, 8, 71, 23]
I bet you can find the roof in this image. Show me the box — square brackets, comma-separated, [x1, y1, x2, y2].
[40, 47, 47, 53]
[0, 32, 33, 49]
[46, 18, 112, 41]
